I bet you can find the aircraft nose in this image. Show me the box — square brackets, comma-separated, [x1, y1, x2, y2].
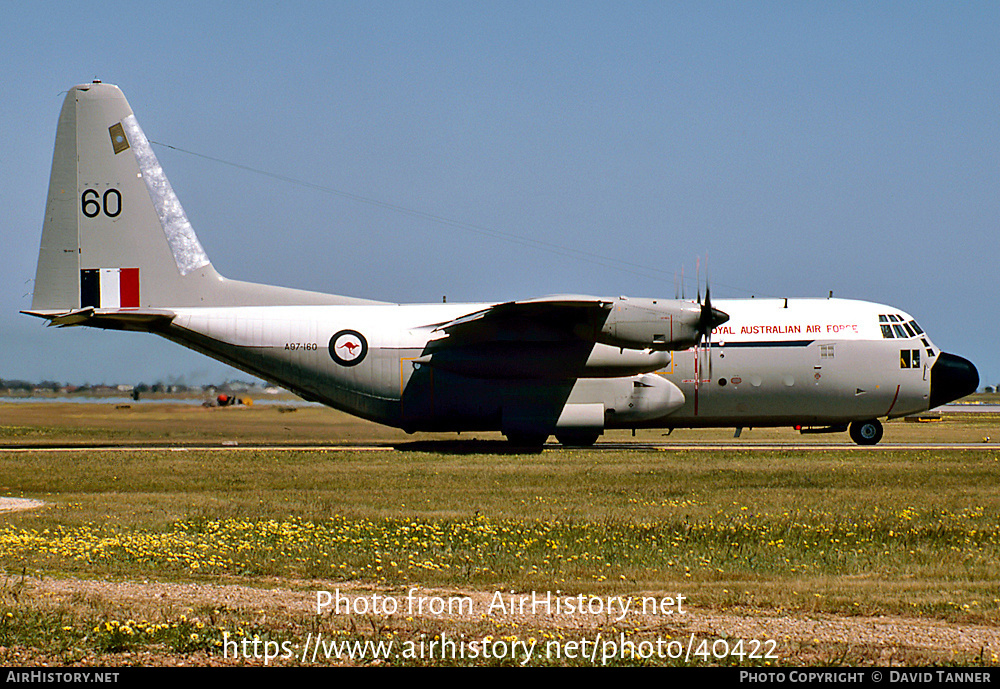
[929, 352, 979, 409]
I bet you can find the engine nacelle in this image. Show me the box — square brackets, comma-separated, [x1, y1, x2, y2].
[598, 297, 726, 351]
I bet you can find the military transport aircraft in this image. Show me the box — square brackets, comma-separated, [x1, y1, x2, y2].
[23, 82, 979, 447]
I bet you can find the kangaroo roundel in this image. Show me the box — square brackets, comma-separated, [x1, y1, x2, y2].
[329, 330, 368, 367]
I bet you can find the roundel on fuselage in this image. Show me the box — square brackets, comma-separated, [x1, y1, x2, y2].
[329, 329, 368, 367]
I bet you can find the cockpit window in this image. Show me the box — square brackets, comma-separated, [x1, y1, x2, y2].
[880, 315, 894, 337]
[880, 314, 921, 339]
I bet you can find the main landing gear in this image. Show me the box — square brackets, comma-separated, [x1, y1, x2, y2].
[849, 419, 883, 446]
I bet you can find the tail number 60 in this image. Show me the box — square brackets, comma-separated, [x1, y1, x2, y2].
[81, 188, 122, 218]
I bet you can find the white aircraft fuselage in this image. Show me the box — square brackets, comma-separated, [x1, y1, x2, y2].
[163, 297, 964, 438]
[24, 83, 979, 446]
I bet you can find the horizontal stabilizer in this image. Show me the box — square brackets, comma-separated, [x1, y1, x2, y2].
[21, 307, 175, 331]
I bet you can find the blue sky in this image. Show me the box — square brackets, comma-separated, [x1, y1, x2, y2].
[2, 1, 997, 386]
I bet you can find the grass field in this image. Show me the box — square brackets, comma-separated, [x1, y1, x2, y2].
[1, 400, 999, 666]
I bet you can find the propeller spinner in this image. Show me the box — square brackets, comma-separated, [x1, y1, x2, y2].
[699, 285, 730, 336]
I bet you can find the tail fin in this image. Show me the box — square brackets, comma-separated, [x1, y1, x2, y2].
[29, 81, 372, 315]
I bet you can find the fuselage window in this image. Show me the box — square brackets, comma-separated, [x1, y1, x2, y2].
[900, 349, 921, 369]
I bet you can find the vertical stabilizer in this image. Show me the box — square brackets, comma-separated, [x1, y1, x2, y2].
[32, 82, 217, 310]
[30, 82, 375, 314]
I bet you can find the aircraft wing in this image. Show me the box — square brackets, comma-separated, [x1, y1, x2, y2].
[421, 296, 657, 379]
[431, 296, 614, 344]
[431, 293, 721, 352]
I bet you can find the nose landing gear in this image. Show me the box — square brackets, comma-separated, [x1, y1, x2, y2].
[849, 419, 883, 445]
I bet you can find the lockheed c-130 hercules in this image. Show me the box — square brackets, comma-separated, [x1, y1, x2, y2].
[23, 82, 979, 447]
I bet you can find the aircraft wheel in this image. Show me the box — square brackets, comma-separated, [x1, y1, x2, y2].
[849, 419, 883, 445]
[505, 433, 548, 450]
[555, 431, 601, 447]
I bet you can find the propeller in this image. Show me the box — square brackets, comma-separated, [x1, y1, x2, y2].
[692, 257, 729, 396]
[699, 282, 729, 338]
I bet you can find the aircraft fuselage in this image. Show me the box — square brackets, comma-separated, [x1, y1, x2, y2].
[162, 296, 951, 437]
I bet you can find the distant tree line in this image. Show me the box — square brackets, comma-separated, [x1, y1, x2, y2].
[0, 379, 58, 392]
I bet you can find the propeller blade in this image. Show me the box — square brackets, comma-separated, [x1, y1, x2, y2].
[696, 257, 701, 305]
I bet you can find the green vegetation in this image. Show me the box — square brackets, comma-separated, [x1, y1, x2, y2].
[1, 403, 999, 665]
[3, 446, 1000, 604]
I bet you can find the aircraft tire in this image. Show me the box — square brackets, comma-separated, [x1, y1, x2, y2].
[849, 419, 883, 445]
[555, 431, 601, 447]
